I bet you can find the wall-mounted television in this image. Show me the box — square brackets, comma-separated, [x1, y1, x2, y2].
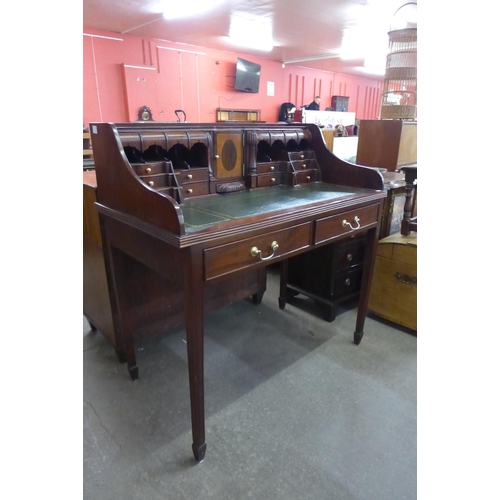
[234, 57, 261, 93]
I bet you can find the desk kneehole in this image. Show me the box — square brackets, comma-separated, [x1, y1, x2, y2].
[314, 203, 380, 244]
[204, 222, 312, 280]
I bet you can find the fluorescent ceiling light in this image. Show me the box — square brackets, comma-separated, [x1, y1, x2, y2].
[227, 12, 274, 52]
[156, 0, 223, 20]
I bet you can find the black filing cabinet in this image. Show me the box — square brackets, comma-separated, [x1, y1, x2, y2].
[285, 234, 366, 321]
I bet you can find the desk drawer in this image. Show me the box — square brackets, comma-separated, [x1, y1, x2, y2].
[176, 168, 209, 184]
[288, 151, 314, 161]
[334, 266, 364, 297]
[294, 170, 318, 184]
[139, 173, 174, 189]
[337, 237, 366, 269]
[132, 161, 170, 175]
[256, 161, 287, 174]
[315, 203, 379, 244]
[290, 158, 316, 171]
[256, 173, 283, 187]
[205, 222, 312, 280]
[182, 182, 210, 197]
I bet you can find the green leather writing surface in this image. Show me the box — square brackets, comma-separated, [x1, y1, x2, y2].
[183, 184, 356, 232]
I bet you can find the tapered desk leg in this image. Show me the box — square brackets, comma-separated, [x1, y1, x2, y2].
[183, 248, 206, 462]
[99, 219, 129, 366]
[278, 259, 289, 310]
[102, 232, 138, 379]
[113, 248, 138, 379]
[354, 226, 379, 344]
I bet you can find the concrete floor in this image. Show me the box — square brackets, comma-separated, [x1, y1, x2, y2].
[83, 266, 417, 500]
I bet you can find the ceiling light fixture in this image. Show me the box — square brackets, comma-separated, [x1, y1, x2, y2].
[227, 12, 274, 52]
[159, 0, 223, 20]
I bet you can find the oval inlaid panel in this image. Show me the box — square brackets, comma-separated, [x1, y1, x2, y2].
[221, 140, 237, 172]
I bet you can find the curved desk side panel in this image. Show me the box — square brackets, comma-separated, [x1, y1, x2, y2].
[305, 124, 384, 191]
[90, 122, 185, 235]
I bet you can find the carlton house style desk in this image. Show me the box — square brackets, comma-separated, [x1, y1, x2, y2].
[87, 121, 386, 462]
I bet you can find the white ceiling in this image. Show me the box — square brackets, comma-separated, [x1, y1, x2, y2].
[83, 0, 416, 79]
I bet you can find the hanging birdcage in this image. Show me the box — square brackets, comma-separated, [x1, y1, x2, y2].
[380, 4, 417, 120]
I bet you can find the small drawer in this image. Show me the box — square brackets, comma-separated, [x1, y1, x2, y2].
[139, 173, 173, 189]
[131, 161, 170, 175]
[256, 173, 282, 187]
[177, 168, 209, 184]
[294, 170, 318, 184]
[256, 161, 287, 174]
[314, 203, 380, 244]
[290, 159, 316, 171]
[337, 238, 366, 268]
[204, 222, 312, 280]
[334, 267, 364, 297]
[288, 151, 314, 161]
[182, 181, 210, 197]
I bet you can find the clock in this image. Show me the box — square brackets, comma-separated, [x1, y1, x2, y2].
[138, 105, 153, 121]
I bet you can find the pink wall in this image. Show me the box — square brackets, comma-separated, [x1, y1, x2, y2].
[83, 28, 383, 126]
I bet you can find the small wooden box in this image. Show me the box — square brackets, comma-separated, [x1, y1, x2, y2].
[368, 233, 417, 331]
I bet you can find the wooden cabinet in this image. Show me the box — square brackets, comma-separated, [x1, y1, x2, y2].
[330, 96, 349, 112]
[356, 120, 417, 172]
[285, 234, 367, 321]
[216, 108, 262, 122]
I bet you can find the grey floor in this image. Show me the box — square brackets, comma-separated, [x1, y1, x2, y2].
[83, 265, 417, 500]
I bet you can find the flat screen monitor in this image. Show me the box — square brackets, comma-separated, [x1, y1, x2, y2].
[234, 58, 261, 93]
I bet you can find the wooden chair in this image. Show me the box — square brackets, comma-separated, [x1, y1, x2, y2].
[400, 165, 417, 235]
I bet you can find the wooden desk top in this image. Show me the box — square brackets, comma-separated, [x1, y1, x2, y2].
[182, 184, 360, 232]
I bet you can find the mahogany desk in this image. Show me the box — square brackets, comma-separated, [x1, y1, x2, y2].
[89, 121, 386, 462]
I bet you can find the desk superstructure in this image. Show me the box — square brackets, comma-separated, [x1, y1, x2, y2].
[88, 121, 386, 462]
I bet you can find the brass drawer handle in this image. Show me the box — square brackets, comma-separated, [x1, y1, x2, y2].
[300, 154, 304, 159]
[148, 181, 155, 187]
[345, 278, 351, 286]
[306, 176, 311, 180]
[187, 174, 193, 180]
[271, 177, 276, 183]
[302, 164, 307, 168]
[146, 167, 152, 174]
[214, 154, 220, 159]
[347, 253, 353, 261]
[250, 241, 279, 261]
[342, 216, 360, 230]
[270, 166, 275, 171]
[187, 188, 193, 194]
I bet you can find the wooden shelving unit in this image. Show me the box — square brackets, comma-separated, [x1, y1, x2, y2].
[83, 131, 95, 170]
[83, 131, 93, 157]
